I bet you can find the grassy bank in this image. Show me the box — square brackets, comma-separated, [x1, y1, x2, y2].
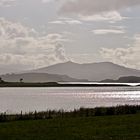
[0, 105, 140, 140]
[0, 114, 140, 140]
[0, 105, 140, 122]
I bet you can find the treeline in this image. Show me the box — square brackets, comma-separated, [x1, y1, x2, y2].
[0, 82, 59, 87]
[0, 105, 140, 122]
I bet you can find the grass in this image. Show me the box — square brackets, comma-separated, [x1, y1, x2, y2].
[0, 105, 139, 122]
[0, 105, 140, 140]
[0, 114, 140, 140]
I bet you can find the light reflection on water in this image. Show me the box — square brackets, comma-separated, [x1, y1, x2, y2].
[0, 86, 140, 113]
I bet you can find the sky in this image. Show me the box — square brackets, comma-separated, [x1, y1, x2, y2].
[0, 0, 140, 74]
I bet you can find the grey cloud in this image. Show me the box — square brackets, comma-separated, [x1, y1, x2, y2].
[55, 43, 67, 61]
[60, 0, 140, 16]
[0, 18, 68, 73]
[100, 35, 140, 69]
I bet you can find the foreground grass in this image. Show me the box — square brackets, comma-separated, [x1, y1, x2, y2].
[0, 114, 140, 140]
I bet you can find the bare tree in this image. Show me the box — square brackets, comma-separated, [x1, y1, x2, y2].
[20, 78, 23, 83]
[0, 77, 4, 83]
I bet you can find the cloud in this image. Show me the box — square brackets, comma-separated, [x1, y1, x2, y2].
[92, 29, 125, 35]
[68, 53, 100, 64]
[100, 34, 140, 69]
[64, 19, 82, 25]
[49, 20, 65, 24]
[60, 0, 140, 16]
[79, 11, 125, 23]
[0, 18, 68, 73]
[49, 18, 82, 25]
[0, 0, 16, 7]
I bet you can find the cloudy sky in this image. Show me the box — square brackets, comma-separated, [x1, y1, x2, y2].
[0, 0, 140, 74]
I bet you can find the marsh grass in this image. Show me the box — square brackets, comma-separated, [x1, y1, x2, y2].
[0, 105, 140, 122]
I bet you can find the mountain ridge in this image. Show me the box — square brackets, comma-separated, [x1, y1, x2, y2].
[30, 61, 140, 81]
[0, 73, 87, 83]
[1, 61, 140, 82]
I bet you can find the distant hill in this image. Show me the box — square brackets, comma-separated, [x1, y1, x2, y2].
[30, 61, 140, 81]
[0, 73, 87, 83]
[2, 61, 140, 83]
[101, 76, 140, 83]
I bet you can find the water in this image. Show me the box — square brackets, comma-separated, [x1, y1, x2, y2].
[0, 86, 140, 113]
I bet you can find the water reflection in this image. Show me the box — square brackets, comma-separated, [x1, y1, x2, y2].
[0, 87, 140, 113]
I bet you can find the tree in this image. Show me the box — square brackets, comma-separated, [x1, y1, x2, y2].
[20, 78, 23, 83]
[0, 77, 4, 83]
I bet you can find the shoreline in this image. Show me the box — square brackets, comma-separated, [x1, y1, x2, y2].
[0, 105, 139, 122]
[0, 82, 135, 87]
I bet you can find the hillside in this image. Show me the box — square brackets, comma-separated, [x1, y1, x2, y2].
[0, 73, 87, 83]
[101, 76, 140, 83]
[31, 61, 140, 81]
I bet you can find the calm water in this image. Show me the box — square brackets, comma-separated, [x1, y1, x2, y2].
[0, 86, 140, 113]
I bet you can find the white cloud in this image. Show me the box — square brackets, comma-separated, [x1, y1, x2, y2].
[49, 18, 82, 25]
[100, 34, 140, 69]
[79, 11, 125, 23]
[92, 29, 125, 35]
[65, 20, 82, 25]
[0, 18, 68, 73]
[49, 20, 65, 24]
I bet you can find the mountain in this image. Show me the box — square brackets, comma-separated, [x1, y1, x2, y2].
[30, 61, 140, 81]
[101, 76, 140, 83]
[0, 73, 87, 83]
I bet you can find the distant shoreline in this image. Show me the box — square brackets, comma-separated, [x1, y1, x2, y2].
[0, 82, 136, 87]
